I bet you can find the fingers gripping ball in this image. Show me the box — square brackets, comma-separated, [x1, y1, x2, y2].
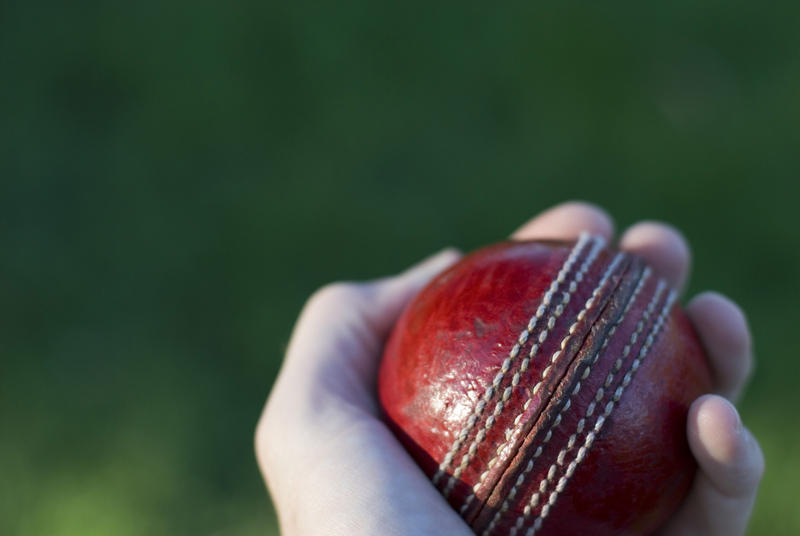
[378, 235, 712, 535]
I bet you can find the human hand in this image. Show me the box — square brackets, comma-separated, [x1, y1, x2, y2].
[255, 202, 763, 535]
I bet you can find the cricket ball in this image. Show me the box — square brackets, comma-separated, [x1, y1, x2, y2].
[378, 234, 712, 535]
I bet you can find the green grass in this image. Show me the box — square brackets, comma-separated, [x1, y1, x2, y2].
[1, 2, 798, 534]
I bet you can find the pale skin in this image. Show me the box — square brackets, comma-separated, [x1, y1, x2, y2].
[256, 202, 764, 536]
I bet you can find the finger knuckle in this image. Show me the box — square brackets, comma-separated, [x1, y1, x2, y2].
[254, 408, 273, 467]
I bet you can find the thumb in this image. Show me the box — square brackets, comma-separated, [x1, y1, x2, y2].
[365, 248, 463, 337]
[279, 248, 462, 398]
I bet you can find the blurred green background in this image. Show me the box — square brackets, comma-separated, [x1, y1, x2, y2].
[1, 1, 798, 534]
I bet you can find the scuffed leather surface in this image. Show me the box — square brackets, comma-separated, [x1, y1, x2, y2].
[379, 240, 712, 536]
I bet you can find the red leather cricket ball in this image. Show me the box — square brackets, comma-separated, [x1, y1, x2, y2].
[378, 234, 712, 535]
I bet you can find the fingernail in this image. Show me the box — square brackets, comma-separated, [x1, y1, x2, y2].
[722, 397, 744, 435]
